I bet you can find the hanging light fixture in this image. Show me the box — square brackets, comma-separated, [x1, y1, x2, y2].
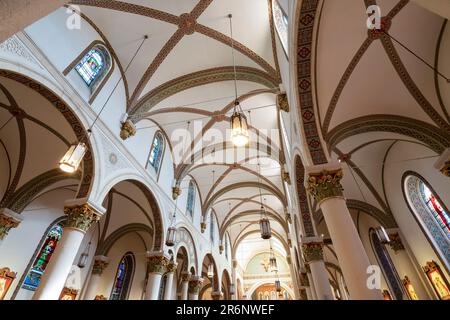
[77, 240, 91, 269]
[260, 216, 272, 240]
[166, 197, 178, 247]
[228, 14, 249, 147]
[207, 263, 214, 279]
[59, 35, 149, 173]
[269, 256, 278, 273]
[275, 279, 282, 293]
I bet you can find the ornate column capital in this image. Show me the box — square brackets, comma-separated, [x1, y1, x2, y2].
[200, 221, 207, 233]
[284, 207, 292, 224]
[305, 163, 345, 205]
[119, 120, 137, 140]
[434, 148, 450, 177]
[281, 167, 291, 185]
[276, 93, 290, 112]
[172, 186, 182, 200]
[211, 291, 223, 300]
[301, 237, 324, 262]
[166, 261, 178, 274]
[92, 256, 110, 275]
[181, 271, 191, 282]
[188, 276, 204, 295]
[388, 233, 405, 253]
[146, 252, 170, 275]
[232, 259, 238, 269]
[0, 208, 21, 240]
[64, 202, 102, 233]
[219, 244, 224, 254]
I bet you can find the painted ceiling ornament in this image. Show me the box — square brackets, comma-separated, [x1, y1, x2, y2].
[276, 93, 290, 112]
[64, 203, 101, 233]
[0, 208, 21, 240]
[178, 13, 196, 35]
[388, 233, 405, 253]
[119, 119, 137, 140]
[306, 169, 344, 204]
[301, 241, 324, 263]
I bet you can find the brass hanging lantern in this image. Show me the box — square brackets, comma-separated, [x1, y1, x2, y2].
[231, 105, 249, 147]
[275, 280, 282, 293]
[77, 241, 91, 269]
[59, 142, 86, 173]
[260, 217, 272, 240]
[270, 256, 278, 273]
[166, 226, 177, 247]
[207, 263, 214, 279]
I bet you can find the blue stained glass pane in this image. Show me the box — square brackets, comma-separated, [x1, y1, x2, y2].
[75, 49, 105, 86]
[186, 181, 195, 217]
[148, 132, 164, 172]
[23, 225, 63, 291]
[421, 183, 450, 237]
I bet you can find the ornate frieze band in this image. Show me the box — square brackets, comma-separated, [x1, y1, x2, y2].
[64, 204, 101, 233]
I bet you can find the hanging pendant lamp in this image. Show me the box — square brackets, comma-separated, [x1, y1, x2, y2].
[269, 256, 278, 273]
[260, 217, 272, 240]
[275, 279, 282, 293]
[207, 263, 214, 279]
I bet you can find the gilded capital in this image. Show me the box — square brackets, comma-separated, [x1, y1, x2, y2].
[181, 272, 191, 282]
[120, 120, 137, 140]
[219, 244, 224, 254]
[166, 261, 178, 273]
[64, 204, 101, 233]
[434, 148, 450, 177]
[92, 257, 109, 275]
[200, 222, 207, 233]
[299, 288, 308, 300]
[388, 233, 405, 253]
[172, 186, 182, 200]
[276, 93, 290, 112]
[302, 241, 324, 262]
[306, 169, 344, 204]
[188, 276, 204, 294]
[281, 167, 291, 185]
[0, 209, 21, 240]
[147, 254, 169, 274]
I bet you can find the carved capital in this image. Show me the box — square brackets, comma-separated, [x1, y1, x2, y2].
[166, 262, 178, 273]
[172, 186, 182, 200]
[181, 272, 191, 282]
[92, 256, 109, 275]
[285, 211, 292, 224]
[200, 222, 207, 233]
[434, 148, 450, 177]
[276, 93, 290, 112]
[188, 276, 204, 294]
[0, 208, 21, 240]
[219, 244, 224, 254]
[147, 254, 169, 274]
[299, 288, 308, 300]
[64, 204, 101, 233]
[306, 168, 344, 204]
[281, 168, 291, 185]
[120, 120, 137, 140]
[388, 233, 405, 253]
[302, 241, 324, 262]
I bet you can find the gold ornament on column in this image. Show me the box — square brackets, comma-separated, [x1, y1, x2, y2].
[301, 242, 324, 262]
[166, 262, 178, 274]
[0, 209, 21, 240]
[64, 204, 101, 233]
[306, 169, 344, 204]
[147, 255, 169, 275]
[119, 120, 137, 140]
[188, 276, 204, 295]
[92, 258, 109, 275]
[388, 233, 405, 253]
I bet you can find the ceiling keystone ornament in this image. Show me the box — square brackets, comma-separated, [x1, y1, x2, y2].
[92, 256, 110, 275]
[388, 233, 405, 253]
[178, 13, 196, 35]
[301, 241, 324, 263]
[0, 208, 21, 240]
[276, 93, 289, 112]
[147, 253, 169, 274]
[119, 120, 137, 140]
[188, 276, 204, 294]
[434, 148, 450, 177]
[306, 169, 344, 205]
[64, 204, 101, 233]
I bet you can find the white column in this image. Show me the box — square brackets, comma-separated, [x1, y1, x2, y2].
[305, 163, 382, 300]
[299, 269, 313, 300]
[301, 238, 334, 300]
[180, 272, 190, 300]
[144, 252, 169, 300]
[84, 256, 109, 300]
[0, 208, 21, 246]
[188, 276, 203, 300]
[163, 262, 177, 300]
[33, 201, 102, 300]
[306, 267, 317, 300]
[0, 0, 68, 42]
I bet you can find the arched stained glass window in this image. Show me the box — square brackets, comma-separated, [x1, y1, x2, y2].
[272, 0, 289, 56]
[147, 131, 165, 173]
[110, 253, 135, 300]
[75, 46, 110, 87]
[186, 180, 196, 218]
[404, 173, 450, 266]
[22, 224, 63, 291]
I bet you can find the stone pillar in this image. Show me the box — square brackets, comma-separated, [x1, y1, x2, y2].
[301, 238, 333, 300]
[387, 232, 430, 300]
[144, 252, 169, 300]
[84, 256, 109, 300]
[211, 291, 223, 300]
[188, 276, 204, 300]
[305, 163, 382, 300]
[0, 208, 21, 244]
[33, 201, 102, 300]
[299, 269, 313, 300]
[180, 272, 190, 300]
[0, 0, 68, 42]
[163, 262, 177, 300]
[286, 255, 299, 299]
[305, 264, 317, 300]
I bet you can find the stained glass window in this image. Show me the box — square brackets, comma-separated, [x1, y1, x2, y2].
[420, 183, 450, 236]
[22, 224, 63, 291]
[148, 131, 164, 173]
[272, 0, 289, 56]
[186, 181, 196, 217]
[111, 253, 134, 300]
[75, 48, 106, 86]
